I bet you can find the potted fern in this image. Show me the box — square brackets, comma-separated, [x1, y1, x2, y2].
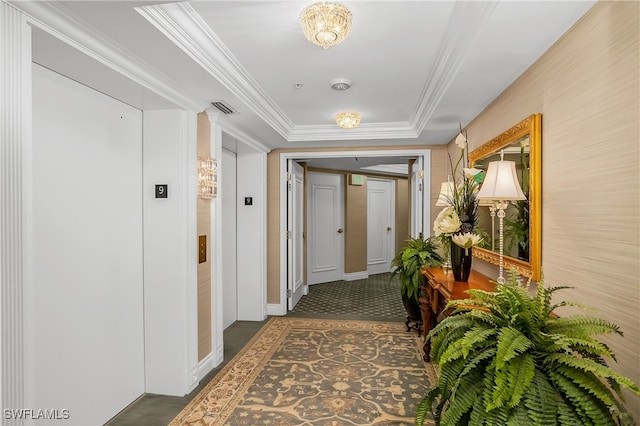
[390, 237, 443, 328]
[416, 272, 640, 426]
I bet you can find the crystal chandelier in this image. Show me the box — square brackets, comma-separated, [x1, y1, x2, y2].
[335, 111, 361, 129]
[300, 2, 352, 49]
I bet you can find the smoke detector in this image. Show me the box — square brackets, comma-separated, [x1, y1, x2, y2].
[331, 78, 351, 91]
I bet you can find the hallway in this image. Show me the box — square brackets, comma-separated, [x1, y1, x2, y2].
[107, 273, 408, 425]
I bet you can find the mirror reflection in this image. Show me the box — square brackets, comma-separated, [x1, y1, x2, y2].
[469, 114, 541, 281]
[475, 135, 530, 260]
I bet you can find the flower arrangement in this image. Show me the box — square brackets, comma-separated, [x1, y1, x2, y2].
[434, 131, 484, 263]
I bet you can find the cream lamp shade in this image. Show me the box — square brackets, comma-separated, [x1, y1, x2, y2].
[477, 160, 526, 201]
[477, 156, 526, 284]
[435, 181, 454, 206]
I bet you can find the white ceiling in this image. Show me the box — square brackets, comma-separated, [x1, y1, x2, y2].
[22, 0, 595, 152]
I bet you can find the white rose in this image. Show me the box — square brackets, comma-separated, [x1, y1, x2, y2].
[434, 207, 461, 237]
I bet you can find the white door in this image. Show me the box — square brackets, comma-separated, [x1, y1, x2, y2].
[287, 160, 305, 309]
[32, 64, 144, 425]
[367, 178, 396, 274]
[222, 149, 237, 329]
[411, 157, 425, 238]
[307, 172, 345, 285]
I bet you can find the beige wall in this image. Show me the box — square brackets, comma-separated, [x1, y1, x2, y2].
[395, 178, 410, 253]
[344, 174, 368, 273]
[196, 112, 212, 362]
[460, 1, 639, 414]
[429, 147, 451, 236]
[266, 151, 281, 304]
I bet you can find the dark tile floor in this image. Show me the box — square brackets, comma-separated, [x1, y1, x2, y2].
[105, 321, 267, 426]
[106, 273, 406, 426]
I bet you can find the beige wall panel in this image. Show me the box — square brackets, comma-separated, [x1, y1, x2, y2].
[196, 112, 211, 361]
[429, 146, 450, 236]
[345, 175, 368, 273]
[429, 146, 452, 262]
[460, 1, 639, 414]
[266, 151, 281, 304]
[395, 178, 410, 253]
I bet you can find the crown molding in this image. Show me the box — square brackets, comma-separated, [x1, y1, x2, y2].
[288, 121, 417, 142]
[11, 0, 205, 112]
[410, 1, 497, 134]
[137, 2, 293, 140]
[136, 2, 444, 144]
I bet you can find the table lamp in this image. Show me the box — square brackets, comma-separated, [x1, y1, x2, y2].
[476, 152, 526, 284]
[435, 179, 453, 207]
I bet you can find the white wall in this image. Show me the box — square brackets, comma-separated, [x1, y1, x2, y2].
[29, 63, 145, 425]
[236, 151, 267, 321]
[142, 109, 199, 396]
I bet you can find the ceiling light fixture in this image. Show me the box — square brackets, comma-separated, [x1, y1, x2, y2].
[335, 111, 361, 129]
[300, 2, 352, 49]
[331, 78, 351, 91]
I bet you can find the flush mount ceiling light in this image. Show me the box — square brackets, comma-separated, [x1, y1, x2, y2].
[335, 111, 361, 129]
[300, 2, 352, 49]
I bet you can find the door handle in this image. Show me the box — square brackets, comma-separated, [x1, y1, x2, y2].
[337, 228, 343, 234]
[387, 226, 392, 231]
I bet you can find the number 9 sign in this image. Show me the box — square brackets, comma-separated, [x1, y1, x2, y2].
[155, 184, 168, 199]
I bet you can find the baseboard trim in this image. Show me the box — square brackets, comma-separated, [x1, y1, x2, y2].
[343, 272, 369, 281]
[267, 303, 286, 316]
[195, 352, 217, 385]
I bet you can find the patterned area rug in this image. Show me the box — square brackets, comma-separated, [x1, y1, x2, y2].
[170, 318, 437, 425]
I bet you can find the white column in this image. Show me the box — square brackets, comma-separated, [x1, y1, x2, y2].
[207, 112, 225, 366]
[236, 151, 267, 320]
[142, 110, 199, 396]
[0, 4, 30, 424]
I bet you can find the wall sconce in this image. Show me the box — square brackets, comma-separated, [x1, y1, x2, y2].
[198, 156, 217, 199]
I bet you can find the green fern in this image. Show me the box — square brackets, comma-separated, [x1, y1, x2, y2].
[416, 273, 640, 425]
[390, 237, 443, 302]
[495, 327, 532, 369]
[522, 368, 558, 424]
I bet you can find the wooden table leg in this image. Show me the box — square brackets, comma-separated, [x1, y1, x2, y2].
[419, 289, 436, 362]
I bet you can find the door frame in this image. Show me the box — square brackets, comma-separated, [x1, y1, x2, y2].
[276, 149, 432, 316]
[287, 160, 306, 309]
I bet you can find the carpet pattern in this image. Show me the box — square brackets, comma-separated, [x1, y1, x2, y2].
[289, 273, 406, 320]
[170, 318, 436, 425]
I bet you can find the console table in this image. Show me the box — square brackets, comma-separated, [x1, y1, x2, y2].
[419, 267, 495, 361]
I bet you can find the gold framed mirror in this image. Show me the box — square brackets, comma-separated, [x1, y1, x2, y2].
[469, 114, 541, 280]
